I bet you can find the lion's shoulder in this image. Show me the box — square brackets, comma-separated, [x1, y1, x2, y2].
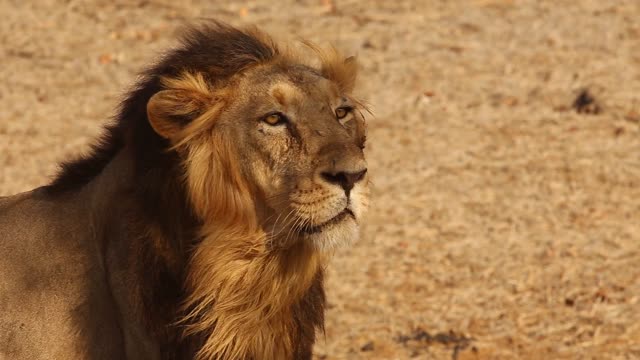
[0, 188, 130, 359]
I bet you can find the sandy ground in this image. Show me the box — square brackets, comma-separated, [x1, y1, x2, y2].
[2, 0, 640, 359]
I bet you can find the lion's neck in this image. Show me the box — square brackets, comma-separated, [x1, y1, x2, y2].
[90, 147, 325, 359]
[182, 227, 326, 360]
[87, 146, 198, 357]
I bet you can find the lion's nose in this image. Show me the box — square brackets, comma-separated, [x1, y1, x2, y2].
[321, 168, 367, 195]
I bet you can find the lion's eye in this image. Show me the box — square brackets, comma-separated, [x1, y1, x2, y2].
[263, 112, 287, 126]
[335, 106, 352, 120]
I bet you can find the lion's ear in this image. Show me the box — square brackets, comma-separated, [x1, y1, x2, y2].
[147, 89, 207, 139]
[341, 56, 358, 92]
[147, 72, 215, 139]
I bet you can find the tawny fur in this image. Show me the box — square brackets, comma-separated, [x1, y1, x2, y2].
[0, 22, 368, 360]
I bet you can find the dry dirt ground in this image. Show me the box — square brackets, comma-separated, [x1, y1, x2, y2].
[2, 0, 640, 359]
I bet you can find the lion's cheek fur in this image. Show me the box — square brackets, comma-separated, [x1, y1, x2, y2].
[182, 132, 256, 225]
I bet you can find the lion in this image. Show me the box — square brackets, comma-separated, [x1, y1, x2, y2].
[0, 21, 369, 360]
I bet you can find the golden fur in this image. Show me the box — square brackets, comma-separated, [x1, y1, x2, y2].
[0, 22, 369, 360]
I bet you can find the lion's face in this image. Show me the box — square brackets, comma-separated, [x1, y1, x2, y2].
[147, 49, 368, 251]
[221, 67, 369, 250]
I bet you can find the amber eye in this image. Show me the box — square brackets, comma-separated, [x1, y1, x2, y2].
[263, 112, 286, 126]
[335, 106, 352, 120]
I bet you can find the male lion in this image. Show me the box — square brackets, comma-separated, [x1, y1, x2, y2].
[0, 22, 369, 360]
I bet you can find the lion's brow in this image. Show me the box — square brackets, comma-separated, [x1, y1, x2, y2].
[270, 82, 303, 108]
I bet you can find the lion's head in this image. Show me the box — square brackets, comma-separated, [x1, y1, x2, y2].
[146, 25, 369, 252]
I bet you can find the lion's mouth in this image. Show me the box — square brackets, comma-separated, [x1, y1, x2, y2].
[301, 208, 355, 235]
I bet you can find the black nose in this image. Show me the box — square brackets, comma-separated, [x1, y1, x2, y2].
[321, 169, 367, 194]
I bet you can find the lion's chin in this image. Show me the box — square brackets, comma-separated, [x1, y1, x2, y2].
[304, 216, 359, 252]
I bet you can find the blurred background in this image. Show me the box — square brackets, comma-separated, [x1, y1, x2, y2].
[1, 0, 639, 358]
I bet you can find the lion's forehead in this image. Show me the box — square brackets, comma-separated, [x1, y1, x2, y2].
[240, 66, 340, 103]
